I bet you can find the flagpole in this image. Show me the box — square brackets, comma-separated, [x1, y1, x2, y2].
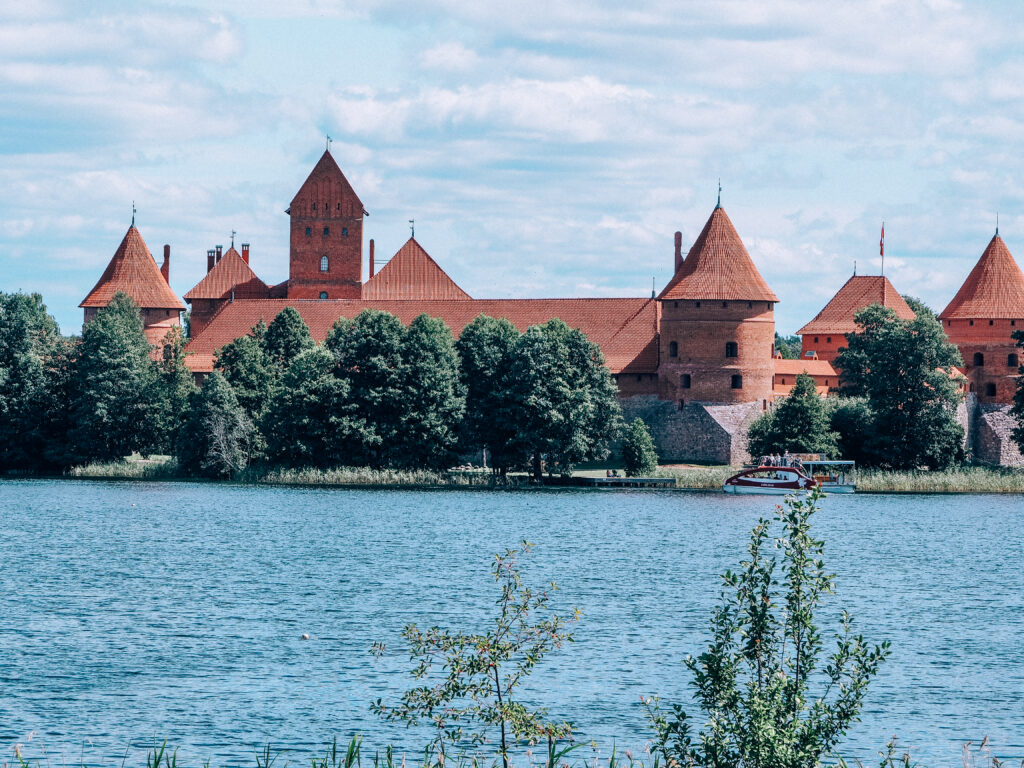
[880, 222, 885, 276]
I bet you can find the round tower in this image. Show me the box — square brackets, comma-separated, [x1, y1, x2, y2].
[656, 205, 777, 406]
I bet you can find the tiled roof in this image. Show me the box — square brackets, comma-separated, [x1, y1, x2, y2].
[657, 206, 778, 302]
[290, 149, 365, 213]
[940, 234, 1024, 319]
[80, 226, 185, 310]
[797, 275, 916, 335]
[184, 247, 270, 301]
[362, 238, 471, 300]
[772, 358, 838, 377]
[184, 298, 659, 375]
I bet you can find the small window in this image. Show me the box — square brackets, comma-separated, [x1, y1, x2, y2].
[1009, 353, 1019, 368]
[970, 320, 975, 326]
[312, 202, 317, 211]
[337, 203, 341, 211]
[825, 379, 830, 386]
[731, 374, 743, 389]
[814, 336, 820, 343]
[989, 319, 994, 326]
[722, 301, 728, 308]
[725, 341, 738, 358]
[305, 227, 312, 236]
[323, 226, 330, 236]
[695, 301, 701, 308]
[681, 374, 691, 389]
[748, 301, 753, 308]
[319, 291, 328, 299]
[669, 341, 678, 357]
[781, 378, 786, 385]
[973, 352, 984, 366]
[969, 383, 976, 393]
[342, 227, 348, 237]
[320, 255, 329, 272]
[1013, 320, 1017, 327]
[985, 382, 997, 397]
[826, 337, 832, 343]
[673, 301, 678, 308]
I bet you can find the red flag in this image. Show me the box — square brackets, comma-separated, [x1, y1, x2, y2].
[880, 224, 885, 257]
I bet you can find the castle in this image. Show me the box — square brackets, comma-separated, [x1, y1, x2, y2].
[80, 150, 1024, 465]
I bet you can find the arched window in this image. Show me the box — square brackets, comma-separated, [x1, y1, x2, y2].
[725, 341, 738, 358]
[973, 352, 984, 366]
[669, 341, 678, 357]
[731, 374, 743, 389]
[985, 382, 997, 397]
[681, 373, 691, 389]
[319, 291, 328, 299]
[320, 255, 329, 272]
[1009, 353, 1019, 368]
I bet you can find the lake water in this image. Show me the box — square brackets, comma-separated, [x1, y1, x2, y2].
[1, 480, 1022, 767]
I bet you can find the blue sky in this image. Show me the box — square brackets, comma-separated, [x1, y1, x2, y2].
[3, 0, 1024, 335]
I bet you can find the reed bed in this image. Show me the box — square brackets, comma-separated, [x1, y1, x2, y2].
[858, 466, 1024, 493]
[654, 465, 734, 489]
[248, 466, 502, 488]
[68, 456, 180, 480]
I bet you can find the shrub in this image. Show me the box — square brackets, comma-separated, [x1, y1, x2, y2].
[622, 418, 659, 476]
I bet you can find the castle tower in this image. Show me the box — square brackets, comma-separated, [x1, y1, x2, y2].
[656, 206, 778, 405]
[939, 232, 1024, 402]
[184, 243, 269, 336]
[79, 224, 185, 346]
[287, 149, 366, 299]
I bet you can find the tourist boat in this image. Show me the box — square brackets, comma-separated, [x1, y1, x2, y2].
[722, 466, 817, 494]
[801, 458, 857, 493]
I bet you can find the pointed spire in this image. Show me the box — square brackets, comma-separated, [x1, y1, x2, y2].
[940, 232, 1024, 319]
[798, 275, 915, 335]
[80, 225, 185, 310]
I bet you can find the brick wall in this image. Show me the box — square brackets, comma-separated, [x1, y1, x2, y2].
[288, 179, 363, 299]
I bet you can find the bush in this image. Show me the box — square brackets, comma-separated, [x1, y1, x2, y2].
[622, 418, 659, 476]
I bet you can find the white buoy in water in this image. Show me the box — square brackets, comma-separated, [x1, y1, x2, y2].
[301, 633, 310, 641]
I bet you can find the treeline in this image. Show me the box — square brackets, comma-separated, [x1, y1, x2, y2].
[0, 291, 624, 478]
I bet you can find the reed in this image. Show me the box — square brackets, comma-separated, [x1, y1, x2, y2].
[245, 466, 501, 488]
[653, 465, 734, 489]
[68, 456, 180, 480]
[857, 466, 1024, 493]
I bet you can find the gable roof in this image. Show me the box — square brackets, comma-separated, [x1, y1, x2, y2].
[289, 149, 365, 213]
[657, 206, 778, 302]
[362, 238, 471, 300]
[940, 234, 1024, 319]
[183, 297, 659, 375]
[798, 275, 916, 335]
[184, 246, 269, 301]
[80, 225, 185, 310]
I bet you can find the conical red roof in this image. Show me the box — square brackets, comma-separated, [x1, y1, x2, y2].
[940, 234, 1024, 319]
[80, 226, 185, 310]
[362, 238, 471, 300]
[657, 206, 778, 302]
[289, 149, 365, 213]
[184, 246, 269, 301]
[798, 275, 916, 335]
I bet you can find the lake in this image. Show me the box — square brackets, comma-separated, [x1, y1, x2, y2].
[0, 480, 1021, 767]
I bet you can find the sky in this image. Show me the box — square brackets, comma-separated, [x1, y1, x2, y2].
[3, 0, 1024, 336]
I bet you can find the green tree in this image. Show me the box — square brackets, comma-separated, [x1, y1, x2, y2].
[215, 319, 276, 425]
[0, 292, 63, 470]
[325, 309, 408, 467]
[622, 417, 659, 476]
[646, 489, 890, 768]
[456, 315, 522, 474]
[177, 371, 253, 478]
[901, 295, 934, 319]
[509, 319, 623, 478]
[67, 293, 160, 463]
[747, 373, 839, 457]
[371, 542, 580, 767]
[264, 306, 315, 371]
[836, 304, 964, 469]
[263, 346, 365, 468]
[774, 333, 801, 360]
[153, 326, 197, 454]
[396, 314, 466, 469]
[827, 397, 874, 465]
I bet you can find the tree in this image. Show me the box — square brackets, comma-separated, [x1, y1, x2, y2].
[396, 314, 466, 469]
[646, 489, 890, 768]
[264, 307, 315, 371]
[371, 542, 580, 768]
[325, 309, 408, 467]
[747, 373, 839, 457]
[215, 319, 276, 425]
[836, 304, 964, 469]
[262, 346, 365, 468]
[623, 417, 659, 476]
[67, 293, 160, 463]
[177, 371, 253, 478]
[827, 397, 874, 466]
[456, 315, 522, 474]
[508, 319, 623, 478]
[153, 326, 197, 454]
[774, 333, 801, 360]
[901, 295, 935, 319]
[0, 292, 63, 470]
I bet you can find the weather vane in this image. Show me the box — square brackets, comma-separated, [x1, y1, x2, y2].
[326, 134, 332, 152]
[409, 219, 415, 238]
[131, 201, 136, 226]
[717, 179, 722, 208]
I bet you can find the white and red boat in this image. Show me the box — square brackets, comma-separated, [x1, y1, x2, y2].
[722, 465, 817, 495]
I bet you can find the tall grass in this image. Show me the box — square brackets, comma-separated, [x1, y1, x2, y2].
[68, 456, 180, 480]
[246, 466, 502, 488]
[858, 466, 1024, 493]
[653, 465, 734, 489]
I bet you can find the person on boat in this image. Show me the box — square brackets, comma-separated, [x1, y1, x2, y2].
[783, 450, 792, 466]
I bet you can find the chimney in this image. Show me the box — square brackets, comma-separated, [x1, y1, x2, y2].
[215, 244, 223, 264]
[206, 249, 216, 273]
[674, 231, 683, 271]
[161, 244, 170, 284]
[369, 238, 375, 277]
[241, 243, 250, 265]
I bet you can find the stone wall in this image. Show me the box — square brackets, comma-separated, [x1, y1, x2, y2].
[973, 403, 1024, 466]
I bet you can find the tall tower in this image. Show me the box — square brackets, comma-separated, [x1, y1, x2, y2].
[287, 149, 366, 299]
[656, 205, 778, 405]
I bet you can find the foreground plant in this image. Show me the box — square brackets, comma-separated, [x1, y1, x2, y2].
[646, 488, 890, 768]
[372, 542, 581, 768]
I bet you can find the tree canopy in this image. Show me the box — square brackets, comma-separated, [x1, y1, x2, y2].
[747, 373, 839, 457]
[177, 371, 253, 478]
[622, 417, 659, 476]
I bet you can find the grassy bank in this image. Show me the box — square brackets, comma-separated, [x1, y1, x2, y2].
[857, 466, 1024, 493]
